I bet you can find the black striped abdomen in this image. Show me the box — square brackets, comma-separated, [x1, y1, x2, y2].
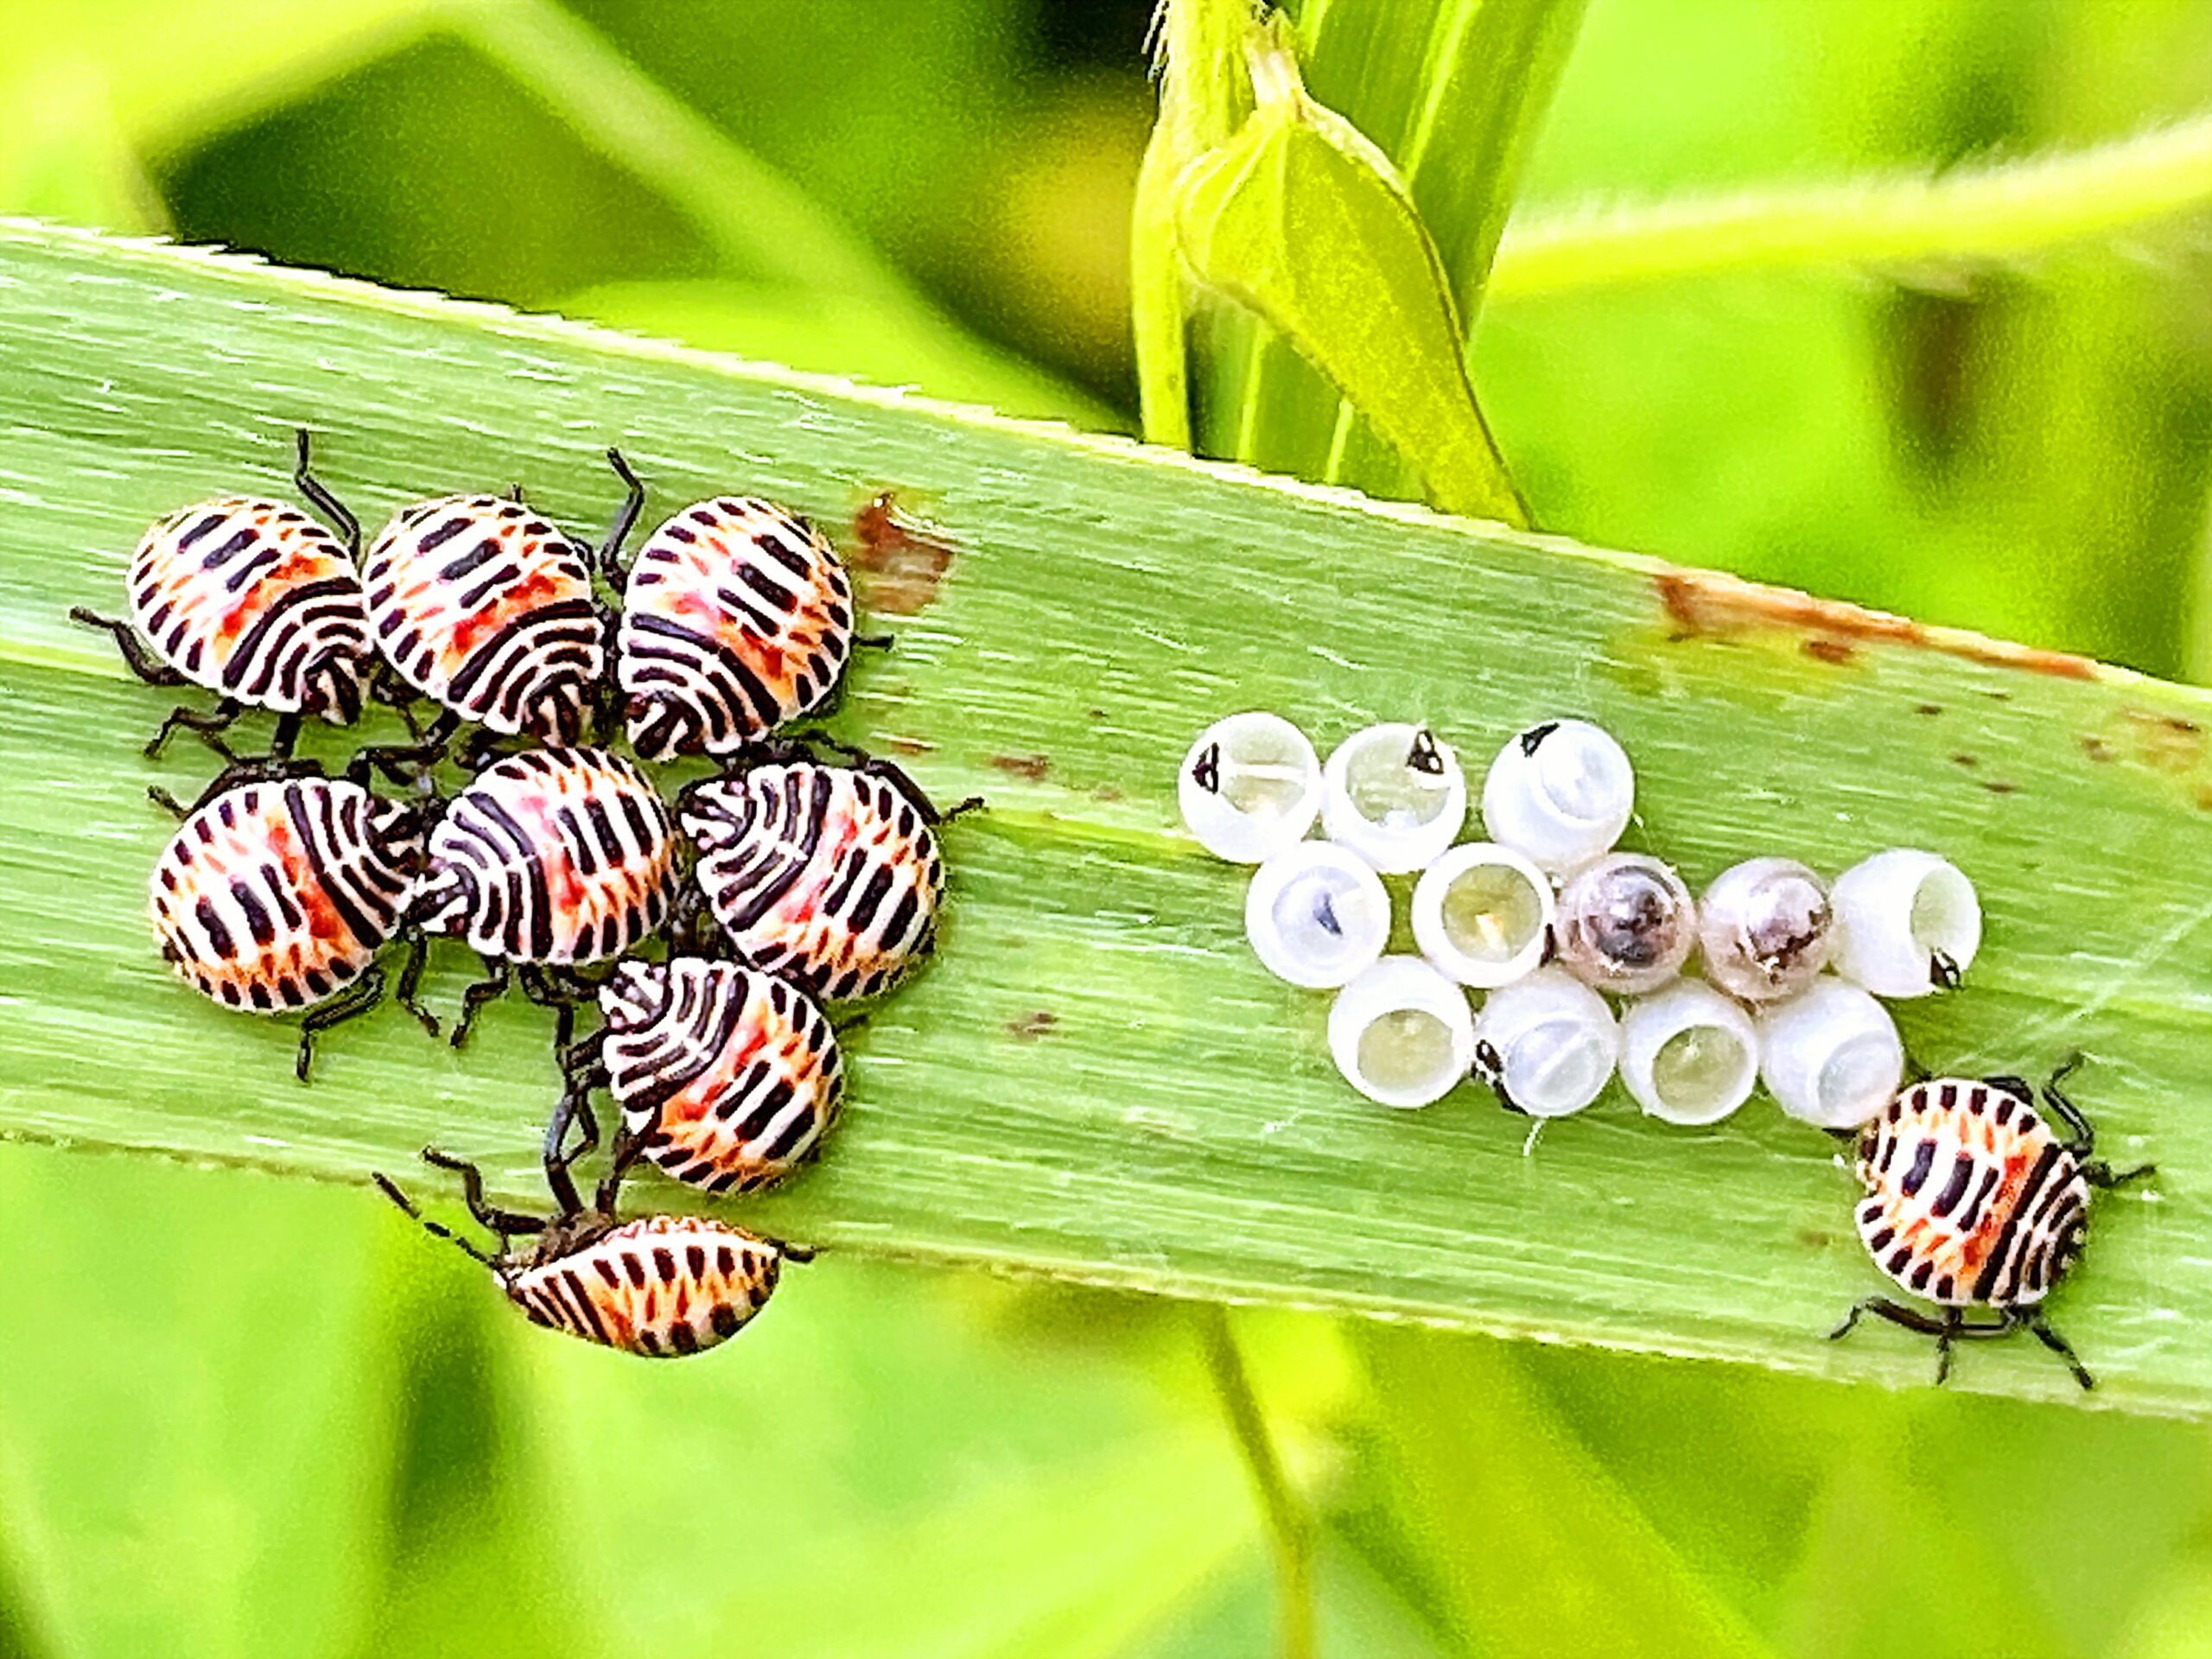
[363, 495, 602, 743]
[416, 747, 675, 963]
[129, 498, 371, 718]
[149, 779, 421, 1011]
[502, 1217, 783, 1356]
[1853, 1078, 2088, 1308]
[599, 957, 844, 1193]
[617, 498, 855, 760]
[679, 762, 944, 1001]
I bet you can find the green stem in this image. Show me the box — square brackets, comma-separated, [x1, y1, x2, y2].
[1134, 0, 1258, 447]
[443, 0, 912, 302]
[1489, 111, 2212, 302]
[1195, 1306, 1316, 1659]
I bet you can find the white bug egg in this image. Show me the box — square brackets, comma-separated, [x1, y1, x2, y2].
[1410, 842, 1554, 988]
[1830, 849, 1981, 997]
[1698, 856, 1834, 1002]
[1471, 966, 1620, 1118]
[1755, 976, 1904, 1129]
[1554, 853, 1697, 995]
[1478, 718, 1634, 874]
[1179, 711, 1323, 862]
[1243, 841, 1391, 988]
[1327, 957, 1476, 1109]
[1319, 722, 1466, 873]
[1618, 982, 1760, 1126]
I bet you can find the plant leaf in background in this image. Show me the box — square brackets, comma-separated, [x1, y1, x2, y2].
[1140, 0, 1585, 518]
[1355, 1331, 1782, 1659]
[1132, 0, 1255, 448]
[1172, 15, 1526, 524]
[1233, 0, 1587, 503]
[14, 3, 2212, 1656]
[1473, 0, 2212, 677]
[0, 0, 436, 230]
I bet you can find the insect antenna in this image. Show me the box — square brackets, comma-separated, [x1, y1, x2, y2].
[419, 1147, 548, 1245]
[596, 448, 645, 586]
[293, 428, 361, 556]
[372, 1171, 496, 1268]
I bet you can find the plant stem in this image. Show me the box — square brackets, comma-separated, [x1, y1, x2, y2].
[1489, 111, 2212, 302]
[446, 0, 914, 302]
[1134, 0, 1258, 447]
[1196, 1305, 1316, 1659]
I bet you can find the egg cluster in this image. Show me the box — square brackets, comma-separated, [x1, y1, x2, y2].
[1179, 712, 1980, 1129]
[84, 433, 971, 1357]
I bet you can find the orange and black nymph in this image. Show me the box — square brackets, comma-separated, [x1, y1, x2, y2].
[360, 451, 641, 747]
[73, 429, 373, 760]
[149, 763, 432, 1077]
[677, 750, 974, 1002]
[1831, 1058, 2151, 1388]
[373, 1095, 802, 1358]
[614, 497, 855, 760]
[573, 957, 845, 1195]
[411, 746, 679, 1046]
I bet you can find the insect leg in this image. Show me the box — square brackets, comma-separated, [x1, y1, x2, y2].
[596, 448, 645, 586]
[2022, 1310, 2096, 1390]
[421, 1147, 547, 1243]
[541, 1088, 600, 1217]
[2039, 1054, 2096, 1157]
[349, 710, 459, 788]
[69, 607, 188, 686]
[449, 957, 512, 1049]
[295, 964, 388, 1081]
[393, 930, 440, 1038]
[144, 697, 245, 761]
[1829, 1295, 1959, 1384]
[2084, 1159, 2157, 1189]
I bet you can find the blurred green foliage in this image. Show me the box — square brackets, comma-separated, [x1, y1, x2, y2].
[8, 2, 2212, 1656]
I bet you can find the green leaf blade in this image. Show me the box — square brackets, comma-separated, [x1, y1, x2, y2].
[5, 221, 2212, 1413]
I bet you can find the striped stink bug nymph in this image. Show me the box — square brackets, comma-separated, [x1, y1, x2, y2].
[410, 746, 679, 1045]
[74, 429, 373, 760]
[149, 761, 435, 1078]
[362, 451, 642, 747]
[614, 497, 855, 760]
[1831, 1058, 2152, 1388]
[569, 957, 846, 1195]
[373, 1093, 803, 1358]
[677, 747, 976, 1002]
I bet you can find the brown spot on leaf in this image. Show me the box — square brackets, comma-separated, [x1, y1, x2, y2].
[851, 489, 956, 616]
[1980, 779, 2019, 795]
[1654, 569, 2098, 680]
[1802, 637, 1855, 666]
[1951, 753, 1978, 768]
[1914, 703, 1943, 716]
[990, 753, 1049, 781]
[2081, 736, 2114, 762]
[1007, 1010, 1059, 1040]
[2118, 708, 2208, 775]
[2196, 784, 2212, 813]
